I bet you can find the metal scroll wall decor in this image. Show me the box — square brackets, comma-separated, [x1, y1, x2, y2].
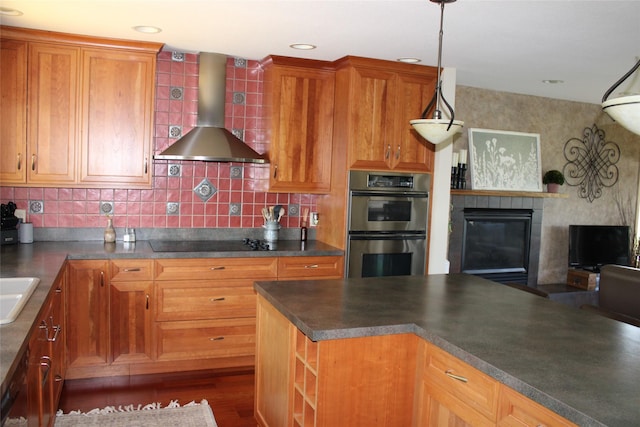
[563, 124, 620, 203]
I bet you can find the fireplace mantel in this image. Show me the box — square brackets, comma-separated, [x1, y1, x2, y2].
[451, 189, 568, 198]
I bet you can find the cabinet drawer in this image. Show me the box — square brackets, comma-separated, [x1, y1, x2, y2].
[277, 256, 343, 279]
[497, 385, 577, 427]
[155, 318, 256, 361]
[423, 345, 499, 422]
[156, 280, 256, 321]
[111, 259, 154, 281]
[154, 258, 278, 281]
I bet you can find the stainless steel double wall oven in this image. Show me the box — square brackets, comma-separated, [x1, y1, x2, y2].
[347, 171, 430, 278]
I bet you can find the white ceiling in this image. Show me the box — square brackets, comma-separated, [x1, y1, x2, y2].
[1, 0, 639, 104]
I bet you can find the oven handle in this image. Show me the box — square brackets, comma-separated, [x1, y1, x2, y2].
[348, 232, 426, 240]
[350, 190, 428, 198]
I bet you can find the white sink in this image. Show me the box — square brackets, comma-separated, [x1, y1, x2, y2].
[0, 277, 40, 325]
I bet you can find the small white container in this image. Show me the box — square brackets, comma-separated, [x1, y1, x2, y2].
[19, 222, 33, 244]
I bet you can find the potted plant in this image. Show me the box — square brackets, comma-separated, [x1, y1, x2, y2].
[542, 170, 564, 193]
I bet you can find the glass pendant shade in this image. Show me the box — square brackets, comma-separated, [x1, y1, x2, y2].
[601, 58, 640, 136]
[602, 95, 640, 136]
[410, 119, 464, 144]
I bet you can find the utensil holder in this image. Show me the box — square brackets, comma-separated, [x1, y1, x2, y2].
[263, 221, 281, 242]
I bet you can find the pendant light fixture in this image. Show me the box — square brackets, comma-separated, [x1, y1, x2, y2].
[410, 0, 463, 145]
[601, 58, 640, 136]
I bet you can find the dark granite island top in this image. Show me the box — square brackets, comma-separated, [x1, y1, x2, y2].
[254, 274, 640, 427]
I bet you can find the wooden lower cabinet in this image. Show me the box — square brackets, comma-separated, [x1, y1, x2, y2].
[255, 295, 578, 427]
[66, 260, 110, 372]
[65, 255, 343, 379]
[27, 270, 65, 427]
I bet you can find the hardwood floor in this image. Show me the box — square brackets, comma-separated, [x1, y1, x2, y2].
[57, 368, 257, 427]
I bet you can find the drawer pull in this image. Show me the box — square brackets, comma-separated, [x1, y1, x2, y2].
[445, 369, 468, 383]
[209, 337, 225, 341]
[210, 297, 226, 302]
[304, 264, 319, 269]
[49, 325, 61, 342]
[123, 268, 142, 272]
[55, 375, 64, 383]
[209, 266, 226, 270]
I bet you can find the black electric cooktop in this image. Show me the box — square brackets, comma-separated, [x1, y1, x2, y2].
[149, 239, 272, 252]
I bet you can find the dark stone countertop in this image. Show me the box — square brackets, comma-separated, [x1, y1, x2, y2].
[254, 274, 640, 427]
[0, 239, 342, 396]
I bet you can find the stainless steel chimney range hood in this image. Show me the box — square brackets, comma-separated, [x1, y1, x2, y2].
[154, 53, 267, 164]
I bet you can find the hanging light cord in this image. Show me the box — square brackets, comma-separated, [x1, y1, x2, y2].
[602, 58, 640, 103]
[420, 0, 456, 131]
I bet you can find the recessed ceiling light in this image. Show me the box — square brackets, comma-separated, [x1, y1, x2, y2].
[0, 7, 23, 16]
[133, 25, 162, 34]
[398, 57, 421, 64]
[290, 43, 316, 50]
[542, 79, 564, 84]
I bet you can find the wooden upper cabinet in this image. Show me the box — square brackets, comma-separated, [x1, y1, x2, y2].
[0, 39, 27, 184]
[28, 43, 79, 185]
[79, 48, 156, 187]
[0, 26, 162, 188]
[261, 56, 335, 194]
[334, 56, 437, 173]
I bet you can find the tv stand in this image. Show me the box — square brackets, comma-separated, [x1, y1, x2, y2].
[535, 283, 598, 309]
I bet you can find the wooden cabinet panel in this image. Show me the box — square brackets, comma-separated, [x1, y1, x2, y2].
[154, 257, 278, 281]
[27, 272, 65, 427]
[393, 72, 436, 172]
[0, 39, 27, 184]
[155, 318, 256, 362]
[277, 255, 343, 279]
[262, 56, 335, 194]
[110, 259, 154, 281]
[497, 385, 578, 427]
[335, 56, 437, 173]
[156, 279, 257, 321]
[422, 344, 499, 422]
[110, 280, 154, 364]
[79, 48, 155, 187]
[66, 260, 110, 368]
[344, 65, 398, 171]
[27, 43, 79, 185]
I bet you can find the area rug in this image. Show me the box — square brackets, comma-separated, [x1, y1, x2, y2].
[54, 399, 217, 427]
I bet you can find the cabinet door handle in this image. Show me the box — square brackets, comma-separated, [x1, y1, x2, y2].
[385, 144, 391, 160]
[123, 268, 141, 272]
[17, 153, 21, 171]
[55, 287, 62, 294]
[55, 375, 64, 383]
[49, 325, 61, 342]
[146, 294, 149, 310]
[210, 297, 225, 302]
[304, 264, 319, 269]
[40, 356, 51, 384]
[273, 165, 278, 179]
[100, 271, 105, 287]
[144, 157, 148, 174]
[445, 369, 468, 383]
[31, 154, 36, 171]
[209, 336, 225, 341]
[209, 266, 226, 271]
[395, 144, 401, 160]
[39, 320, 49, 340]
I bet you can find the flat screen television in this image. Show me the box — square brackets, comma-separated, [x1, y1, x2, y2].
[568, 225, 630, 271]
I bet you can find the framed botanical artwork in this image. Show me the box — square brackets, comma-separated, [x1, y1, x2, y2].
[468, 128, 543, 192]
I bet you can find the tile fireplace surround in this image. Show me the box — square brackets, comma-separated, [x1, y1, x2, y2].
[448, 193, 543, 287]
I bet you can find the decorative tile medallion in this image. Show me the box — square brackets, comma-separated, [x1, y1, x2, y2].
[169, 125, 182, 138]
[170, 87, 183, 100]
[194, 178, 217, 202]
[229, 203, 241, 216]
[168, 164, 181, 177]
[29, 200, 44, 214]
[230, 166, 243, 179]
[100, 201, 114, 215]
[171, 52, 185, 62]
[166, 202, 180, 215]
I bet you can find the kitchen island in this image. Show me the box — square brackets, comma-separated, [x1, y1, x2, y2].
[254, 274, 640, 427]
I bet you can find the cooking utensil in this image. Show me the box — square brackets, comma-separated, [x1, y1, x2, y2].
[277, 207, 285, 222]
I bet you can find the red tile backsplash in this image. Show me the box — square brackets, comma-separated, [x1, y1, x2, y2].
[1, 51, 317, 230]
